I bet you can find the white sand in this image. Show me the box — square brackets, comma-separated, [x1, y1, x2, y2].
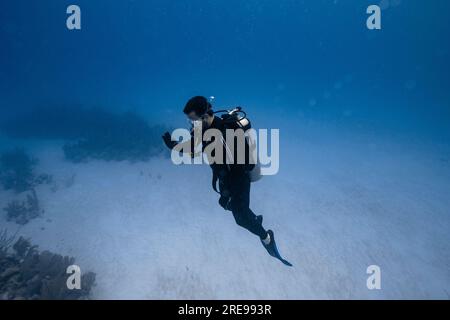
[0, 124, 449, 299]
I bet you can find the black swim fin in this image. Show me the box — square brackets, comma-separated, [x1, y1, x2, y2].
[261, 230, 293, 267]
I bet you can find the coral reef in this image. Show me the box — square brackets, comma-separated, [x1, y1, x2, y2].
[3, 189, 41, 225]
[0, 106, 166, 162]
[0, 148, 37, 193]
[0, 235, 96, 300]
[0, 229, 17, 257]
[62, 110, 166, 162]
[0, 148, 52, 193]
[0, 149, 51, 225]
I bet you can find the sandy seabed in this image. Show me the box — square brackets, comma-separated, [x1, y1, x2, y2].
[1, 126, 449, 299]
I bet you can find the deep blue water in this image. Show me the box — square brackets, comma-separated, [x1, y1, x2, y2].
[1, 0, 449, 139]
[1, 1, 450, 299]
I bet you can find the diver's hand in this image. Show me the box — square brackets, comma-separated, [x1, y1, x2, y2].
[162, 132, 177, 150]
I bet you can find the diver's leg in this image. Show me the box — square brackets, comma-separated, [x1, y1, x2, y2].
[232, 207, 267, 239]
[226, 172, 291, 265]
[229, 173, 267, 239]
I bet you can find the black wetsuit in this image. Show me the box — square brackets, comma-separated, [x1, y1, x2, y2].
[203, 116, 267, 240]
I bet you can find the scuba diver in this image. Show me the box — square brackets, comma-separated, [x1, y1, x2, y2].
[162, 96, 291, 266]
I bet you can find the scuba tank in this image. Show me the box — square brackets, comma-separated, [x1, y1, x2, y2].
[208, 96, 249, 130]
[212, 106, 262, 183]
[215, 107, 251, 131]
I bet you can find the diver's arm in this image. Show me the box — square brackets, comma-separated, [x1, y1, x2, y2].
[162, 132, 177, 149]
[162, 127, 202, 157]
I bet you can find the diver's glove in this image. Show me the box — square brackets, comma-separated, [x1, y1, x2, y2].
[218, 195, 232, 211]
[162, 132, 178, 150]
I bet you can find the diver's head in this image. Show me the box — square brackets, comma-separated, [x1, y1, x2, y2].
[183, 96, 214, 128]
